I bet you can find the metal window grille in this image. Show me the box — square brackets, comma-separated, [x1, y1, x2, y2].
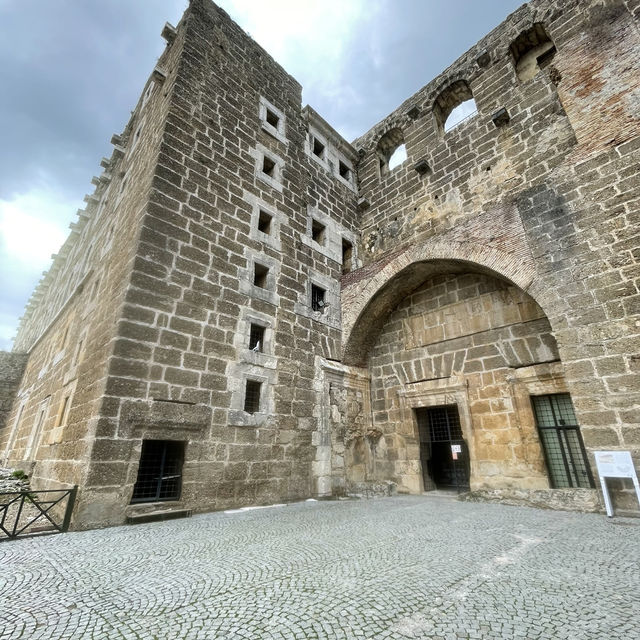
[531, 394, 594, 489]
[131, 440, 184, 503]
[423, 405, 463, 442]
[244, 380, 262, 414]
[311, 284, 326, 311]
[249, 323, 265, 352]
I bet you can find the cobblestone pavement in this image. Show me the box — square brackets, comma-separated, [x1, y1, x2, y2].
[1, 496, 639, 640]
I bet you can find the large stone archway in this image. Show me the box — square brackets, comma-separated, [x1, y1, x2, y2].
[332, 247, 596, 501]
[341, 207, 542, 367]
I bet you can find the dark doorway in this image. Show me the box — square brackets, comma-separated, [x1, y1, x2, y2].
[415, 405, 469, 491]
[131, 440, 185, 503]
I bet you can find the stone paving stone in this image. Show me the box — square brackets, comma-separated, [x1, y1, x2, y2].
[0, 496, 639, 640]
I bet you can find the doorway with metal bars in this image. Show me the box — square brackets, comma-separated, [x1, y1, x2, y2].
[415, 405, 470, 492]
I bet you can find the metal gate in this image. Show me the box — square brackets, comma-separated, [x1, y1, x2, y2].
[531, 394, 594, 489]
[0, 487, 77, 540]
[416, 405, 469, 492]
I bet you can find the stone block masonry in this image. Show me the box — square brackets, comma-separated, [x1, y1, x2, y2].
[1, 0, 638, 529]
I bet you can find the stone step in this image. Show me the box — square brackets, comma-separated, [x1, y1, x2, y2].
[127, 509, 192, 525]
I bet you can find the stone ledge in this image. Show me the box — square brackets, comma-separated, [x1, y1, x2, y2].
[459, 488, 602, 513]
[127, 509, 192, 525]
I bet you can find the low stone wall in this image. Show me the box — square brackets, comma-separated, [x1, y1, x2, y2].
[460, 488, 602, 513]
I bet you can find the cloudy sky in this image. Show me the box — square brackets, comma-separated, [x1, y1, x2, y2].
[0, 0, 523, 351]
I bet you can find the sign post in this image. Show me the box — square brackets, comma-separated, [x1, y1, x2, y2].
[593, 451, 640, 517]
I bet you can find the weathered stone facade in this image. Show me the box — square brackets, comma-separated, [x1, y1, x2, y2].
[1, 0, 639, 528]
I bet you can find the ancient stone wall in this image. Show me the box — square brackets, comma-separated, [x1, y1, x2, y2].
[341, 0, 640, 510]
[2, 0, 638, 526]
[76, 0, 360, 527]
[1, 14, 183, 497]
[0, 352, 27, 448]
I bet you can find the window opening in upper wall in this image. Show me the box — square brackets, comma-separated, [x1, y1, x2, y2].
[433, 80, 478, 134]
[312, 137, 326, 159]
[311, 284, 326, 312]
[244, 379, 262, 414]
[249, 323, 265, 352]
[253, 263, 269, 288]
[510, 23, 556, 83]
[257, 209, 272, 235]
[338, 160, 352, 182]
[311, 219, 326, 245]
[262, 155, 276, 178]
[376, 128, 406, 176]
[342, 239, 353, 273]
[388, 144, 407, 170]
[265, 108, 280, 129]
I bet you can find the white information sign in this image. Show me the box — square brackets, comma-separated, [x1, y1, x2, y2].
[594, 450, 640, 517]
[451, 445, 462, 454]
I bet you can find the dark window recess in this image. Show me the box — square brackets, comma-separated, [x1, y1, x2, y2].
[311, 219, 326, 245]
[257, 209, 272, 234]
[262, 155, 276, 177]
[531, 394, 594, 489]
[342, 239, 353, 273]
[131, 440, 185, 503]
[311, 284, 326, 312]
[312, 137, 325, 158]
[244, 379, 262, 413]
[339, 161, 351, 181]
[265, 108, 279, 128]
[249, 323, 265, 352]
[253, 263, 269, 288]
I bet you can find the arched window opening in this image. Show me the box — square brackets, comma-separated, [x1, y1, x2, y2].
[376, 128, 407, 176]
[433, 80, 478, 135]
[510, 23, 556, 83]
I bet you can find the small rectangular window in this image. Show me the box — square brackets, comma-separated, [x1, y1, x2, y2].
[249, 323, 265, 352]
[339, 161, 351, 181]
[257, 209, 273, 235]
[244, 379, 262, 414]
[131, 440, 185, 503]
[56, 395, 71, 427]
[342, 238, 353, 273]
[313, 138, 325, 159]
[253, 263, 269, 288]
[262, 156, 276, 177]
[311, 284, 326, 312]
[311, 219, 326, 245]
[266, 108, 279, 128]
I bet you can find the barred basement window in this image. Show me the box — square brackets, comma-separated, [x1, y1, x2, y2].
[249, 323, 265, 352]
[244, 379, 262, 414]
[253, 263, 269, 288]
[311, 284, 326, 312]
[131, 440, 185, 503]
[257, 209, 273, 235]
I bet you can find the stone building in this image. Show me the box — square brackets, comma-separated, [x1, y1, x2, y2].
[1, 0, 639, 529]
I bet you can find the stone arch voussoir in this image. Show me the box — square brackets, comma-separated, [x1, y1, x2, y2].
[341, 238, 539, 366]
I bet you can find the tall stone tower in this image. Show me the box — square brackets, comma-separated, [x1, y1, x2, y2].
[2, 0, 639, 529]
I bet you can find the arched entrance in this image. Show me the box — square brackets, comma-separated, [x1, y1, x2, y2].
[337, 257, 593, 496]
